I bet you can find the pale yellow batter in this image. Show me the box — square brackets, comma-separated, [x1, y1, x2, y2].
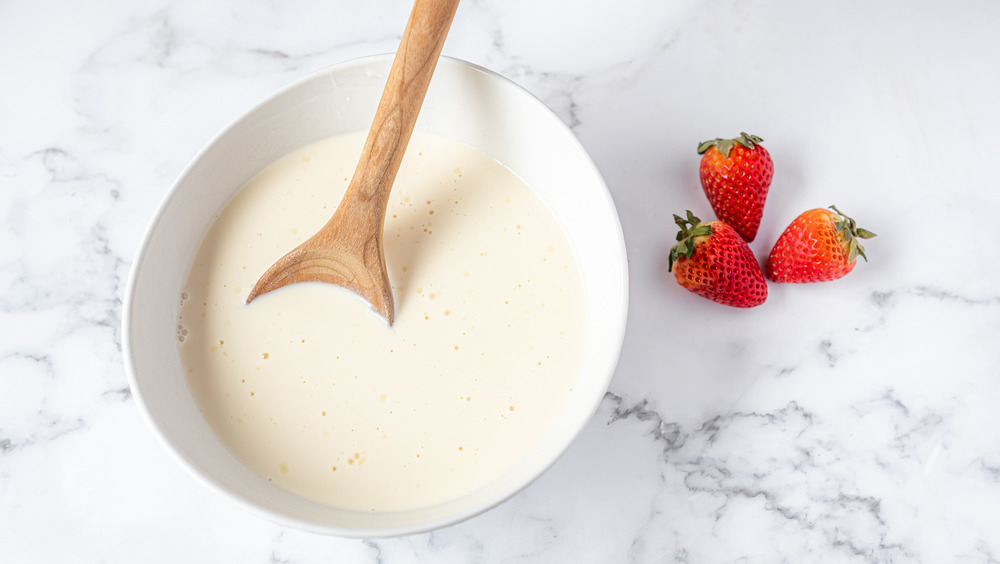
[178, 131, 586, 512]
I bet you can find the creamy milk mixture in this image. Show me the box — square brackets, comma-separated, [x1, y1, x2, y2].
[178, 131, 586, 512]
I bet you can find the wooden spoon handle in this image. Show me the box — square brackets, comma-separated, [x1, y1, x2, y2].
[246, 0, 459, 324]
[333, 0, 461, 227]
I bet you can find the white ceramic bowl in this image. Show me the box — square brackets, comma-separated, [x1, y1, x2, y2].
[123, 55, 628, 537]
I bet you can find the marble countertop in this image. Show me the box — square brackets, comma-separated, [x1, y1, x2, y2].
[3, 0, 1000, 561]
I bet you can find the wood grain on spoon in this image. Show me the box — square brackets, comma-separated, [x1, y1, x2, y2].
[245, 0, 461, 325]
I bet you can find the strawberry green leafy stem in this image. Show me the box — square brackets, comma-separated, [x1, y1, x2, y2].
[668, 210, 713, 272]
[829, 205, 877, 263]
[697, 132, 764, 158]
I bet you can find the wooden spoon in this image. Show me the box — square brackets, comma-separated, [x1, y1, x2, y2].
[245, 0, 461, 325]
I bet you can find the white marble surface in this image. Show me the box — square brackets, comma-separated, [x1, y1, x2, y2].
[3, 0, 1000, 561]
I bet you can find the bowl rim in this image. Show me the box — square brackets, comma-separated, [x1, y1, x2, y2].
[122, 54, 629, 537]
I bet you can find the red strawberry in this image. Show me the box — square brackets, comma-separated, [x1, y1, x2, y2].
[697, 132, 774, 242]
[766, 205, 876, 283]
[668, 211, 768, 308]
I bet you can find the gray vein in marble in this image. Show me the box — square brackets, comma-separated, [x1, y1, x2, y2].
[608, 394, 686, 455]
[362, 539, 385, 564]
[819, 338, 837, 367]
[80, 7, 402, 86]
[471, 0, 708, 139]
[0, 143, 132, 464]
[496, 66, 587, 131]
[422, 522, 487, 562]
[268, 549, 293, 564]
[472, 6, 587, 131]
[973, 540, 1000, 564]
[978, 459, 1000, 484]
[102, 386, 132, 402]
[600, 393, 941, 563]
[2, 147, 125, 327]
[0, 408, 88, 457]
[911, 285, 1000, 307]
[867, 285, 1000, 322]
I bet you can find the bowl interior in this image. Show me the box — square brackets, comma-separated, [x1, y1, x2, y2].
[124, 55, 627, 536]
